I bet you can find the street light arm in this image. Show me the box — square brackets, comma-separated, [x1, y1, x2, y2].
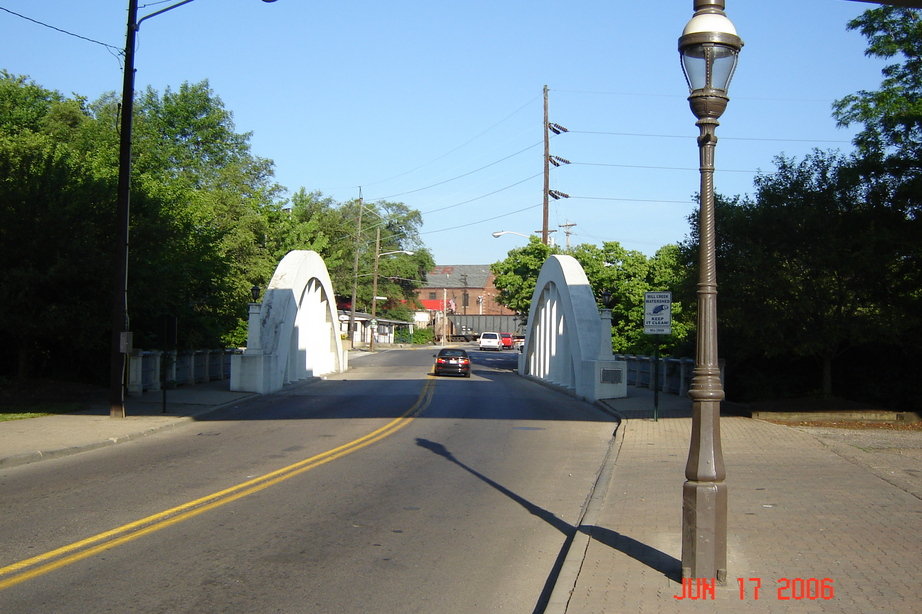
[137, 0, 197, 28]
[491, 230, 530, 239]
[139, 0, 277, 28]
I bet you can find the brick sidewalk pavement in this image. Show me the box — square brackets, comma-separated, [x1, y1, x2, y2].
[560, 416, 922, 613]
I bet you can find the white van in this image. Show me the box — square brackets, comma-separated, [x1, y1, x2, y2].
[479, 331, 503, 351]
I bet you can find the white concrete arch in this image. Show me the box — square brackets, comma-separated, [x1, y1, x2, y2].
[518, 255, 626, 401]
[231, 250, 346, 394]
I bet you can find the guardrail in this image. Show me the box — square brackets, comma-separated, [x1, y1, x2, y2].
[614, 354, 724, 397]
[126, 349, 235, 396]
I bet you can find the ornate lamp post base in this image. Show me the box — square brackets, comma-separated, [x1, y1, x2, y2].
[683, 394, 728, 582]
[682, 480, 728, 582]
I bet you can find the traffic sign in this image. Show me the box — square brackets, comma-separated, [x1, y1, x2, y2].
[644, 291, 672, 335]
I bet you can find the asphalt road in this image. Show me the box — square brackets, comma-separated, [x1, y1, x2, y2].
[0, 347, 617, 613]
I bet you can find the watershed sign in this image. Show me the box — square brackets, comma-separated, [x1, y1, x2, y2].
[644, 291, 672, 335]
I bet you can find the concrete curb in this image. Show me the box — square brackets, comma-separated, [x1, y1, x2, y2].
[545, 405, 625, 613]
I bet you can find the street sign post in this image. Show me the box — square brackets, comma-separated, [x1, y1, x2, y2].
[644, 292, 672, 421]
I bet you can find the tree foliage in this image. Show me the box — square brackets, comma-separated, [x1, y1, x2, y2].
[669, 7, 922, 407]
[0, 73, 431, 381]
[833, 8, 922, 167]
[491, 238, 691, 355]
[0, 126, 112, 378]
[688, 151, 913, 398]
[490, 237, 557, 318]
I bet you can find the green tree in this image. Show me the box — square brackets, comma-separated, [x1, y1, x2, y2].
[832, 6, 922, 192]
[0, 75, 114, 378]
[120, 81, 285, 348]
[570, 242, 691, 354]
[0, 71, 63, 135]
[695, 151, 907, 399]
[570, 242, 650, 352]
[354, 201, 433, 320]
[490, 237, 557, 319]
[491, 238, 690, 354]
[0, 71, 435, 380]
[272, 193, 432, 321]
[831, 5, 922, 374]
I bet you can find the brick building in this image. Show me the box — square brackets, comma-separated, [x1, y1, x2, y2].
[415, 265, 514, 316]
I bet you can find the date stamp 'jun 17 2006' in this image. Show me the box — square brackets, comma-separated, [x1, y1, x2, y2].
[674, 577, 835, 601]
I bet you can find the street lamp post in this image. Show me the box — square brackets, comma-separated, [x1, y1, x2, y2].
[109, 0, 277, 418]
[369, 227, 413, 352]
[678, 0, 742, 582]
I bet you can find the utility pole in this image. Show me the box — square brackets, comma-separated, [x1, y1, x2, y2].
[370, 227, 381, 352]
[109, 0, 143, 418]
[441, 286, 447, 346]
[543, 85, 569, 247]
[109, 0, 278, 418]
[348, 188, 363, 349]
[559, 222, 576, 250]
[460, 273, 469, 315]
[542, 84, 550, 245]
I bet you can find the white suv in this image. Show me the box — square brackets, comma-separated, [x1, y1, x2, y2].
[479, 331, 503, 351]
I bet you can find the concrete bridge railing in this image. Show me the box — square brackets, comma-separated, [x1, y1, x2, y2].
[126, 349, 232, 395]
[615, 354, 726, 397]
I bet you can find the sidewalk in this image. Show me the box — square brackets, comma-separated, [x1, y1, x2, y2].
[0, 379, 256, 468]
[551, 387, 922, 613]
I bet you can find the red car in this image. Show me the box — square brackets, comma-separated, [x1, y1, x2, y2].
[500, 333, 513, 349]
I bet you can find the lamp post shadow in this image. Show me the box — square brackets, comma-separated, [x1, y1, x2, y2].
[579, 526, 682, 583]
[414, 437, 682, 613]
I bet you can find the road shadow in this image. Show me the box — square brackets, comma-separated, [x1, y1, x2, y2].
[579, 526, 682, 582]
[415, 437, 680, 613]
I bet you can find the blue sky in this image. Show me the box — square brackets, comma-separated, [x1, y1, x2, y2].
[2, 1, 888, 265]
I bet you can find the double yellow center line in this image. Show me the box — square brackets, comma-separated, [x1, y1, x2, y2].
[0, 377, 436, 591]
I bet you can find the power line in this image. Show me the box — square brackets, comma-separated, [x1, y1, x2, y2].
[551, 87, 837, 105]
[420, 173, 542, 216]
[140, 1, 184, 8]
[422, 203, 543, 235]
[569, 129, 851, 144]
[367, 139, 543, 201]
[0, 6, 122, 55]
[358, 93, 541, 190]
[571, 161, 757, 173]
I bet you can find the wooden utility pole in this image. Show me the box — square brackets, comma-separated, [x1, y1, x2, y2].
[109, 0, 139, 418]
[442, 286, 447, 346]
[370, 227, 381, 351]
[542, 84, 550, 245]
[559, 222, 576, 250]
[348, 189, 363, 348]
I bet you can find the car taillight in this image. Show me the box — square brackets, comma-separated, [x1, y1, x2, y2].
[460, 358, 470, 364]
[436, 358, 446, 364]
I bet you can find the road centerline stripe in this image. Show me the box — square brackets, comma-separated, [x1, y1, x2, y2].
[0, 377, 436, 591]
